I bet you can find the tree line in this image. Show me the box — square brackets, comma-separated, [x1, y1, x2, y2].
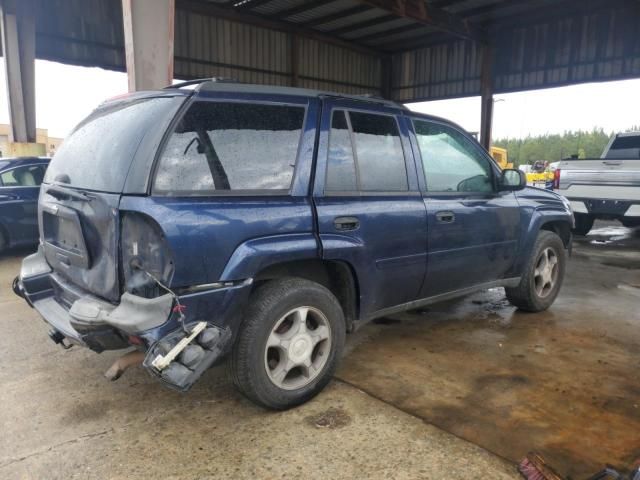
[493, 126, 640, 166]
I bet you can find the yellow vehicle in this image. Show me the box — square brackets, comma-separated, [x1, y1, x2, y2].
[490, 146, 513, 169]
[490, 147, 554, 189]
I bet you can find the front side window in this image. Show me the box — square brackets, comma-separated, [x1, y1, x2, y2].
[1, 165, 47, 187]
[413, 119, 493, 193]
[154, 102, 305, 194]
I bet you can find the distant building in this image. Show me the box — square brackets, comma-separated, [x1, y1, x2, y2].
[0, 124, 63, 157]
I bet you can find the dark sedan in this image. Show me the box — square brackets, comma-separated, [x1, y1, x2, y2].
[0, 157, 50, 252]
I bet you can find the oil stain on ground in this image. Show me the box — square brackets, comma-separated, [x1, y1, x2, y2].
[305, 407, 352, 429]
[338, 234, 640, 479]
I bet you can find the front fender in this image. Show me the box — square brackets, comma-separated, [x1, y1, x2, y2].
[510, 207, 572, 276]
[219, 233, 319, 281]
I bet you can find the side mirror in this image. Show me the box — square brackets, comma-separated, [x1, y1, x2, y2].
[499, 169, 527, 191]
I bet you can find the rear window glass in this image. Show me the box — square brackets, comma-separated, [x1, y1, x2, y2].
[44, 97, 177, 192]
[606, 136, 640, 159]
[154, 101, 305, 194]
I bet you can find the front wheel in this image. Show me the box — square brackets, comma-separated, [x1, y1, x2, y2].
[230, 278, 345, 410]
[506, 230, 566, 312]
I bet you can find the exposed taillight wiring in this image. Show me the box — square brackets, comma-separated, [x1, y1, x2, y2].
[139, 268, 188, 334]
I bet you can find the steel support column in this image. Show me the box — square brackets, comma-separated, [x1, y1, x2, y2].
[381, 55, 393, 100]
[0, 0, 36, 144]
[480, 45, 494, 151]
[290, 33, 299, 87]
[122, 0, 175, 92]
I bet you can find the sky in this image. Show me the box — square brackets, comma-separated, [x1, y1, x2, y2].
[1, 59, 639, 140]
[407, 79, 640, 139]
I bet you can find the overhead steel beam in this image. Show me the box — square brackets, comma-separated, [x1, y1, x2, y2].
[354, 22, 425, 44]
[380, 31, 451, 52]
[234, 0, 273, 11]
[429, 0, 469, 8]
[327, 14, 396, 36]
[271, 0, 338, 19]
[300, 5, 371, 28]
[355, 0, 483, 41]
[177, 0, 379, 56]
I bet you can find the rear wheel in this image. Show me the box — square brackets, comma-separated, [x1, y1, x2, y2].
[506, 230, 566, 312]
[572, 213, 594, 236]
[230, 278, 345, 410]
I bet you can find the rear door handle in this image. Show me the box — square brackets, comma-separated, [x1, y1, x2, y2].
[436, 211, 455, 223]
[334, 216, 359, 231]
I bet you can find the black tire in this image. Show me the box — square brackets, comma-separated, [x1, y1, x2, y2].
[230, 277, 345, 410]
[572, 213, 594, 236]
[505, 230, 566, 312]
[621, 218, 640, 228]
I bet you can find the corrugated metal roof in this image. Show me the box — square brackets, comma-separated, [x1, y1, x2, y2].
[393, 0, 640, 102]
[25, 0, 640, 102]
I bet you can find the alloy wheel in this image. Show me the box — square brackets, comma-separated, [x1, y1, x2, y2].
[264, 306, 332, 390]
[533, 247, 559, 298]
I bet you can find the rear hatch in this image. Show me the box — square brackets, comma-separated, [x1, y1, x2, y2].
[40, 93, 187, 303]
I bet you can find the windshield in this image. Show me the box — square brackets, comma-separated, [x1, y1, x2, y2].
[45, 97, 178, 192]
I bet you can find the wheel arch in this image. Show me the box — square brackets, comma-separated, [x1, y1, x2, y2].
[539, 219, 572, 248]
[252, 259, 360, 332]
[509, 211, 572, 277]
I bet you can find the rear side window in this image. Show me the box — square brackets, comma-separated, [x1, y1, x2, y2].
[325, 110, 408, 192]
[45, 97, 177, 192]
[1, 164, 47, 187]
[154, 102, 305, 194]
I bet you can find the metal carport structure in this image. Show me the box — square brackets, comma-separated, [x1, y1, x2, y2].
[2, 0, 640, 150]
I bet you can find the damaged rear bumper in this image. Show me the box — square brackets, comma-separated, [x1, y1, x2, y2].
[16, 247, 251, 391]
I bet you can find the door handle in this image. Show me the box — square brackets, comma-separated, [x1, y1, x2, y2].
[436, 211, 455, 223]
[334, 216, 360, 231]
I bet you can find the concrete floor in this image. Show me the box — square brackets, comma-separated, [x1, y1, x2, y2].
[341, 222, 640, 479]
[1, 221, 638, 479]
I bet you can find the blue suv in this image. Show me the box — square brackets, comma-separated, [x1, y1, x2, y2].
[15, 80, 573, 409]
[0, 157, 50, 252]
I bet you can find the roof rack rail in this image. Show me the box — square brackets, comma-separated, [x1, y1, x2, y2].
[165, 77, 240, 90]
[356, 93, 407, 109]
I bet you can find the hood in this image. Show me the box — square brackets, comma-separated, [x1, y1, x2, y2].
[516, 187, 571, 214]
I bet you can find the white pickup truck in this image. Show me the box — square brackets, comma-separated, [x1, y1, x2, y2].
[555, 132, 640, 235]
